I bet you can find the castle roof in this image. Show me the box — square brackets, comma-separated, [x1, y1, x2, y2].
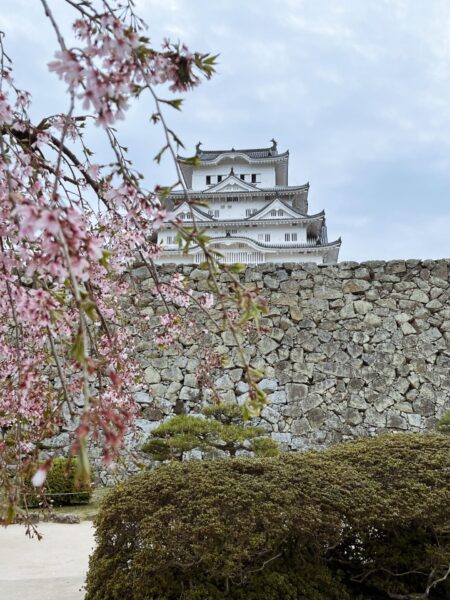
[162, 235, 341, 252]
[196, 147, 288, 161]
[178, 141, 288, 163]
[169, 183, 309, 197]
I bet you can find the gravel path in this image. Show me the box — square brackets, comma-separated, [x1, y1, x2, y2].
[0, 521, 95, 600]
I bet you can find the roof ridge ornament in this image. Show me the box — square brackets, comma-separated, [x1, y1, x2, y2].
[270, 138, 278, 155]
[230, 167, 235, 176]
[195, 141, 202, 155]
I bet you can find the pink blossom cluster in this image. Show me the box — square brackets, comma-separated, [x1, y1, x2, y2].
[157, 272, 213, 310]
[0, 0, 218, 513]
[0, 59, 162, 496]
[48, 15, 206, 126]
[0, 91, 13, 125]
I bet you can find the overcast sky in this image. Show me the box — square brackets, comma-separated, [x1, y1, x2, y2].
[2, 0, 450, 261]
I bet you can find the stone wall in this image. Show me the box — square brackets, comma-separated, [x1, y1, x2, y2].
[122, 259, 449, 445]
[75, 258, 450, 482]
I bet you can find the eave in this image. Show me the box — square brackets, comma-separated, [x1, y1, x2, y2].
[161, 236, 341, 253]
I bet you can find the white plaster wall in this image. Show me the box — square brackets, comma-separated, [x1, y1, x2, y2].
[154, 249, 325, 265]
[191, 162, 276, 189]
[205, 225, 307, 245]
[204, 197, 269, 220]
[160, 224, 308, 247]
[203, 198, 302, 221]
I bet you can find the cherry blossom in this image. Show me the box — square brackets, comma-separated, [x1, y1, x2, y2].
[0, 1, 266, 525]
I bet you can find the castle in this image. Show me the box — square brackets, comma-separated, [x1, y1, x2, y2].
[155, 141, 341, 265]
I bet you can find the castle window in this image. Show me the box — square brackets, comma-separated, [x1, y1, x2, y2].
[258, 233, 264, 240]
[292, 233, 297, 241]
[251, 174, 257, 183]
[285, 233, 290, 242]
[166, 236, 173, 244]
[246, 208, 257, 217]
[240, 174, 245, 181]
[278, 210, 284, 216]
[206, 175, 211, 185]
[214, 210, 220, 218]
[265, 234, 270, 242]
[217, 175, 223, 183]
[270, 210, 277, 217]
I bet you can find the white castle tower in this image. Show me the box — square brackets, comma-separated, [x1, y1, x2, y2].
[155, 140, 341, 265]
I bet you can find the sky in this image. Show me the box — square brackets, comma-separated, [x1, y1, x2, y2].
[1, 0, 450, 261]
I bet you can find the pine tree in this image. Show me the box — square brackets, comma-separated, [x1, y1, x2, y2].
[142, 403, 279, 461]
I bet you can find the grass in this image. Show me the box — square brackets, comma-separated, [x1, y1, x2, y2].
[48, 487, 110, 521]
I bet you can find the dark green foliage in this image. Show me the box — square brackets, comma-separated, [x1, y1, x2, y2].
[437, 411, 450, 434]
[26, 457, 92, 507]
[142, 403, 279, 460]
[86, 434, 450, 599]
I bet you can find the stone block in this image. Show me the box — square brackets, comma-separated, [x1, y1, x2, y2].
[412, 397, 435, 416]
[290, 348, 304, 363]
[291, 418, 310, 435]
[144, 365, 161, 384]
[386, 412, 408, 430]
[179, 386, 200, 401]
[343, 279, 371, 294]
[258, 378, 278, 392]
[214, 374, 234, 390]
[364, 408, 386, 427]
[374, 396, 395, 412]
[286, 383, 308, 402]
[342, 408, 362, 426]
[134, 419, 161, 435]
[300, 393, 324, 413]
[267, 391, 287, 405]
[307, 408, 326, 430]
[340, 302, 356, 319]
[272, 292, 299, 307]
[313, 286, 343, 300]
[407, 413, 422, 427]
[354, 300, 372, 315]
[161, 366, 183, 382]
[142, 407, 164, 421]
[271, 432, 292, 447]
[257, 336, 279, 355]
[410, 290, 429, 304]
[263, 276, 279, 290]
[134, 391, 151, 404]
[364, 313, 382, 328]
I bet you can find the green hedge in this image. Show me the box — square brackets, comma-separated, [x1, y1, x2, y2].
[26, 457, 92, 508]
[85, 434, 450, 599]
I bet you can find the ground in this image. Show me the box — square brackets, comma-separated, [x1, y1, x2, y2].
[0, 488, 107, 599]
[0, 521, 94, 600]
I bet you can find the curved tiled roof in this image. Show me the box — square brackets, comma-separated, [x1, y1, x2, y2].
[178, 147, 289, 162]
[163, 235, 341, 252]
[169, 183, 310, 197]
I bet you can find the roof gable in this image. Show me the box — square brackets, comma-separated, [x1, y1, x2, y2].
[248, 198, 302, 221]
[204, 173, 258, 193]
[172, 201, 212, 222]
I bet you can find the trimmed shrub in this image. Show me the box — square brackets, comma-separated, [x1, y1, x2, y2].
[85, 434, 450, 599]
[26, 457, 92, 507]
